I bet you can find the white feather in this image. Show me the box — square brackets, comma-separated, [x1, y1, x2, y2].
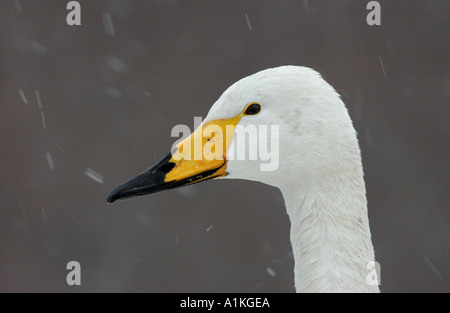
[204, 66, 379, 293]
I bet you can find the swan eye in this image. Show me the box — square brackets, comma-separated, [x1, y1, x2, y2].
[244, 103, 261, 115]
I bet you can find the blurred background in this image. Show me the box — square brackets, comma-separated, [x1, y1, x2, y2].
[0, 0, 449, 292]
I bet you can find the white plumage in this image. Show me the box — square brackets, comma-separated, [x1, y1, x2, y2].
[108, 65, 379, 293]
[204, 66, 379, 292]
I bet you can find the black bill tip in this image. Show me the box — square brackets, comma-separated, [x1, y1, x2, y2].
[106, 186, 128, 204]
[106, 191, 118, 204]
[106, 193, 118, 204]
[106, 150, 227, 204]
[106, 152, 175, 204]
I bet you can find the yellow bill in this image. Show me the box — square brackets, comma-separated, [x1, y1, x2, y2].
[106, 113, 243, 203]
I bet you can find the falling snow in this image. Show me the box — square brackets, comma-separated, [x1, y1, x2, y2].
[102, 12, 116, 37]
[84, 168, 104, 184]
[423, 256, 444, 282]
[29, 40, 48, 55]
[105, 86, 122, 99]
[266, 267, 276, 277]
[40, 111, 46, 129]
[106, 56, 126, 74]
[303, 0, 310, 14]
[244, 13, 252, 31]
[13, 0, 21, 13]
[35, 90, 42, 109]
[379, 56, 387, 79]
[139, 97, 154, 111]
[52, 141, 63, 151]
[2, 0, 450, 288]
[255, 282, 266, 288]
[46, 151, 54, 170]
[19, 89, 27, 104]
[41, 206, 47, 220]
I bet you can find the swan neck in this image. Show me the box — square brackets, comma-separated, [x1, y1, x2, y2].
[281, 176, 379, 293]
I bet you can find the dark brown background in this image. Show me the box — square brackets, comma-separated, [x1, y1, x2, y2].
[0, 0, 449, 292]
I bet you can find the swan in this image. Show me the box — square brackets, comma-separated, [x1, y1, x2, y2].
[106, 65, 380, 293]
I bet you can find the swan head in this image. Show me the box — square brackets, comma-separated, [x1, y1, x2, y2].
[107, 65, 359, 203]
